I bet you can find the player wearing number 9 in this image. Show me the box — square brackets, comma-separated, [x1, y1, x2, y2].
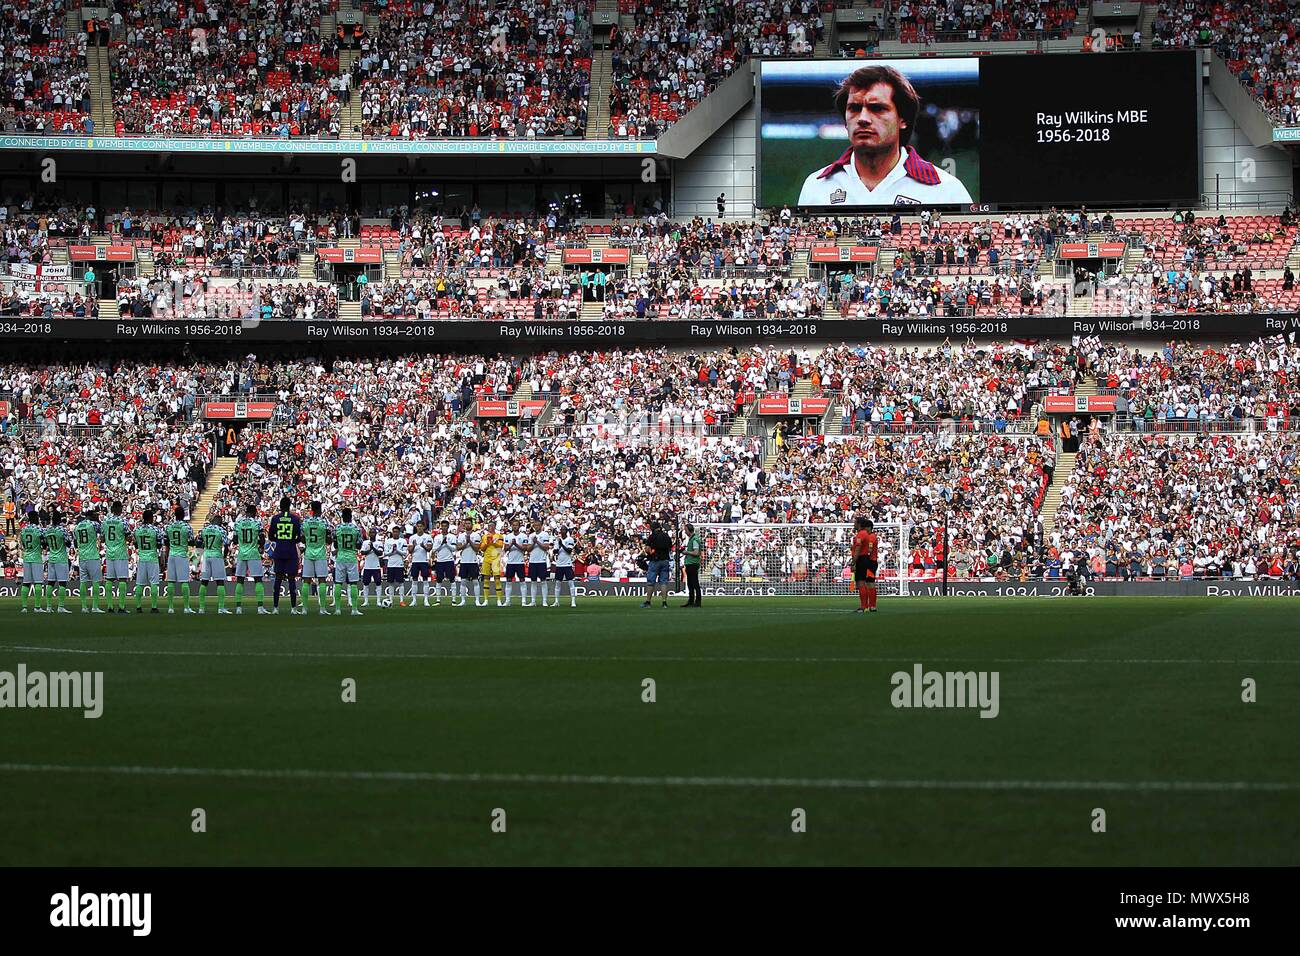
[797, 65, 973, 208]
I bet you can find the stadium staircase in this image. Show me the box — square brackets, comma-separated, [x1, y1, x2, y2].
[1123, 244, 1146, 274]
[137, 246, 156, 278]
[1136, 4, 1156, 42]
[297, 252, 316, 279]
[1285, 237, 1300, 278]
[584, 48, 613, 139]
[339, 300, 361, 320]
[728, 405, 752, 437]
[339, 49, 362, 139]
[1039, 373, 1095, 534]
[382, 249, 401, 280]
[190, 457, 239, 532]
[1066, 288, 1095, 317]
[86, 45, 115, 136]
[1039, 450, 1078, 535]
[790, 253, 809, 281]
[98, 299, 119, 319]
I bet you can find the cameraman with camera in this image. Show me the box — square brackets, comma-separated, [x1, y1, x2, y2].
[640, 518, 673, 609]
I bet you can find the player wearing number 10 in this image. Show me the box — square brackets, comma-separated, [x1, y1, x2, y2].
[233, 505, 267, 614]
[44, 509, 72, 614]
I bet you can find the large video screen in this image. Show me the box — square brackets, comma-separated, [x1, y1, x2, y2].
[758, 52, 1199, 209]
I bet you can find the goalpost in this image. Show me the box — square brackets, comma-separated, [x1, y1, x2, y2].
[693, 523, 915, 597]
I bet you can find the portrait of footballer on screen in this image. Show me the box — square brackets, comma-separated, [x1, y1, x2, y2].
[761, 59, 979, 209]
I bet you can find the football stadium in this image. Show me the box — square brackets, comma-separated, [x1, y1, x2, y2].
[1, 0, 1298, 906]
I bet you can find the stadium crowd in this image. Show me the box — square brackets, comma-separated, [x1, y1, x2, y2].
[1050, 432, 1300, 580]
[608, 0, 824, 137]
[0, 0, 90, 133]
[111, 0, 342, 137]
[1152, 0, 1300, 125]
[355, 0, 591, 138]
[4, 339, 1300, 580]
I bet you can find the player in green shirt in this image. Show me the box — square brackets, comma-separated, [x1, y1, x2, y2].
[331, 507, 363, 615]
[73, 509, 106, 613]
[132, 506, 163, 613]
[164, 505, 197, 614]
[18, 510, 46, 613]
[301, 500, 332, 615]
[232, 503, 267, 614]
[101, 502, 132, 613]
[44, 509, 73, 614]
[198, 517, 231, 614]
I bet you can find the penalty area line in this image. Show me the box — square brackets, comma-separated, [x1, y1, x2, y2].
[0, 762, 1296, 793]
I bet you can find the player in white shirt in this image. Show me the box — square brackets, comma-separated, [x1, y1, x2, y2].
[431, 519, 457, 605]
[501, 518, 528, 607]
[383, 526, 408, 606]
[453, 520, 483, 607]
[796, 65, 973, 208]
[526, 520, 553, 608]
[360, 527, 384, 607]
[551, 525, 578, 608]
[408, 521, 436, 607]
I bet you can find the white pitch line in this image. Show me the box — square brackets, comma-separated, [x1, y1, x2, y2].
[0, 762, 1295, 793]
[0, 644, 1297, 666]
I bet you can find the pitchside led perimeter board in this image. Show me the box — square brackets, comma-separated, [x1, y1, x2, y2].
[758, 51, 1200, 210]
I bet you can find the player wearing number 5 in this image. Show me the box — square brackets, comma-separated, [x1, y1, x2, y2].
[798, 65, 972, 207]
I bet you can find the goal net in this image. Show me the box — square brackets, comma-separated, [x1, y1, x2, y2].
[693, 523, 914, 597]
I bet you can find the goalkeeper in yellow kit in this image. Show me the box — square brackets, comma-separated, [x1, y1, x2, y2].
[479, 519, 504, 603]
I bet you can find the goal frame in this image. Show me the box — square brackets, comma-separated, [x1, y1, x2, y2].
[690, 522, 914, 597]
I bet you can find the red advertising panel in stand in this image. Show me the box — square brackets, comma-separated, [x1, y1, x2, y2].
[757, 395, 831, 416]
[476, 400, 548, 418]
[561, 248, 631, 264]
[1044, 395, 1119, 413]
[1057, 241, 1127, 259]
[203, 401, 278, 420]
[809, 245, 878, 263]
[316, 247, 384, 264]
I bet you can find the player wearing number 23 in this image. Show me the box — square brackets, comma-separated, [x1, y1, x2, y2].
[798, 65, 973, 207]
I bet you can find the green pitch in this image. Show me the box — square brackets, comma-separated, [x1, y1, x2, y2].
[0, 596, 1296, 866]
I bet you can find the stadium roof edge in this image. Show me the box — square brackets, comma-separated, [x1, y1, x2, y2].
[0, 136, 659, 157]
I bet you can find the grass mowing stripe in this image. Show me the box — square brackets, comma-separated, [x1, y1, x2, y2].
[1, 644, 1298, 665]
[0, 762, 1296, 792]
